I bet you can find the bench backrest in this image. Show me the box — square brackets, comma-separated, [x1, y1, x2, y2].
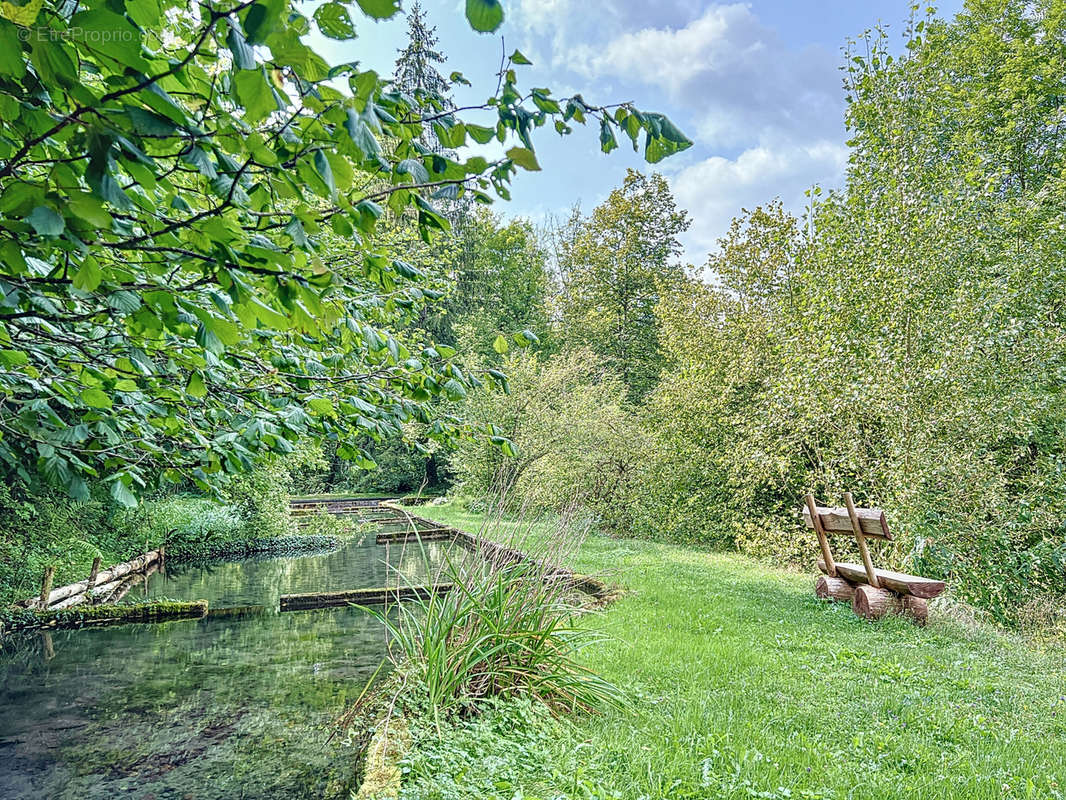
[801, 504, 892, 541]
[802, 492, 889, 589]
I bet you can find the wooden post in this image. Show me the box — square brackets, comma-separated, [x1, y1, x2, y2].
[86, 556, 102, 595]
[38, 566, 55, 610]
[40, 631, 54, 661]
[805, 494, 836, 577]
[844, 492, 879, 588]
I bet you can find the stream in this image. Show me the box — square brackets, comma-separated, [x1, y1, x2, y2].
[0, 520, 451, 799]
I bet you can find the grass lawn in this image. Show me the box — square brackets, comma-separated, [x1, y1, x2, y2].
[395, 503, 1066, 800]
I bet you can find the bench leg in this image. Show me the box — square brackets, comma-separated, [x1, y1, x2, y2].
[852, 585, 928, 625]
[815, 575, 855, 602]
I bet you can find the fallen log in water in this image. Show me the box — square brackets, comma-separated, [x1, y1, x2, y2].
[280, 584, 455, 611]
[375, 527, 456, 544]
[20, 549, 164, 609]
[2, 600, 208, 634]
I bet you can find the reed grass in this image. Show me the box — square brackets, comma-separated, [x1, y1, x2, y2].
[358, 505, 625, 725]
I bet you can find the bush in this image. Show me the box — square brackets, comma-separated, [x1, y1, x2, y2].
[0, 482, 144, 604]
[450, 350, 643, 532]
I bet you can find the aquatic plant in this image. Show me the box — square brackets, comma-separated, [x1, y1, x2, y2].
[358, 507, 625, 724]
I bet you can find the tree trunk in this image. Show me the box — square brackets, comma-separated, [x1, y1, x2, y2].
[815, 575, 855, 602]
[852, 585, 929, 625]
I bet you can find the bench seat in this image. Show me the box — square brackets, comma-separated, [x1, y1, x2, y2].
[817, 560, 946, 599]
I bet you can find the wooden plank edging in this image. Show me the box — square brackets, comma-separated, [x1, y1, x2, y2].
[2, 600, 208, 634]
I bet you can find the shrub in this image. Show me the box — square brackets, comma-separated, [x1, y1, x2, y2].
[450, 350, 643, 532]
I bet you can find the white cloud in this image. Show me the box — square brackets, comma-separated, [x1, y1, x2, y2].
[510, 1, 851, 263]
[568, 3, 843, 149]
[670, 141, 848, 263]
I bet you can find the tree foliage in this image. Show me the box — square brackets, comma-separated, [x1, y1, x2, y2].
[0, 0, 690, 505]
[639, 3, 1066, 623]
[555, 170, 690, 401]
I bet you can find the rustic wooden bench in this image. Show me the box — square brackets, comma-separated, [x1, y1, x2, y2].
[802, 493, 946, 625]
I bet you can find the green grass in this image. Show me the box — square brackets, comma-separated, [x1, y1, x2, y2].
[397, 503, 1066, 800]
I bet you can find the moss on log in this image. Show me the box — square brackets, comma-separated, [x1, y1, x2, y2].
[2, 599, 208, 634]
[280, 584, 454, 611]
[374, 528, 456, 544]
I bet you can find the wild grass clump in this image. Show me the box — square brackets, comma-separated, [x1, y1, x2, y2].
[360, 507, 624, 724]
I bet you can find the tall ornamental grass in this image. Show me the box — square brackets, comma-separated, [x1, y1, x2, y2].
[360, 508, 625, 723]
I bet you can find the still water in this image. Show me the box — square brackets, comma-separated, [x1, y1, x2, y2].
[0, 533, 450, 800]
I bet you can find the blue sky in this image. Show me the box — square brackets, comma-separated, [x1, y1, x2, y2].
[313, 1, 963, 265]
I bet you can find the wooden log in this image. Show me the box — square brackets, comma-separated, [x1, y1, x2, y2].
[280, 583, 454, 611]
[86, 557, 102, 592]
[806, 494, 836, 576]
[815, 575, 855, 602]
[37, 566, 55, 610]
[802, 504, 892, 540]
[2, 600, 209, 634]
[20, 550, 161, 608]
[852, 585, 928, 625]
[817, 560, 946, 599]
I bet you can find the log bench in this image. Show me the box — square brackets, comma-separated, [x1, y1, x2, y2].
[803, 493, 946, 625]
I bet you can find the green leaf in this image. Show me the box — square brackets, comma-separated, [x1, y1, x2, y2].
[398, 158, 430, 184]
[0, 0, 42, 28]
[244, 0, 286, 45]
[510, 49, 532, 65]
[72, 257, 102, 292]
[314, 2, 356, 39]
[600, 120, 618, 154]
[355, 0, 401, 19]
[0, 19, 27, 79]
[493, 334, 509, 354]
[81, 387, 113, 410]
[109, 476, 138, 508]
[314, 149, 336, 196]
[27, 206, 65, 237]
[227, 23, 257, 70]
[108, 290, 142, 314]
[0, 349, 29, 368]
[187, 372, 207, 398]
[465, 0, 504, 32]
[345, 109, 381, 157]
[66, 192, 112, 227]
[234, 69, 276, 123]
[506, 147, 540, 171]
[443, 378, 467, 400]
[69, 10, 147, 71]
[126, 107, 177, 136]
[67, 475, 90, 503]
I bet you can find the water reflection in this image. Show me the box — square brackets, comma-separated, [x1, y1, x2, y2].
[0, 536, 453, 799]
[144, 537, 450, 609]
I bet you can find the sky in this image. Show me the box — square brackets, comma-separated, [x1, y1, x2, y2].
[314, 0, 964, 266]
